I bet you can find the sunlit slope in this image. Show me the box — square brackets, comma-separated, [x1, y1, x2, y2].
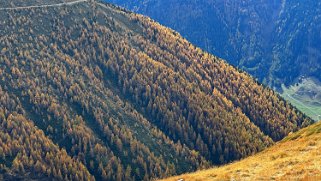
[162, 121, 321, 181]
[0, 0, 313, 180]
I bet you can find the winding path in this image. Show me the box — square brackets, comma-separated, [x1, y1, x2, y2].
[0, 0, 88, 11]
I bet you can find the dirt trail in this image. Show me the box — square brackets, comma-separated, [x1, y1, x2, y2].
[0, 0, 87, 10]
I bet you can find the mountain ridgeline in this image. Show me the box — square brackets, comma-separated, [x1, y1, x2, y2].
[0, 0, 312, 180]
[107, 0, 321, 88]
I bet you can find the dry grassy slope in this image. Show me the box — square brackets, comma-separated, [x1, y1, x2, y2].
[162, 121, 321, 181]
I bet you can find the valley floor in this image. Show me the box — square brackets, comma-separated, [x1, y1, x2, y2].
[281, 77, 321, 121]
[161, 121, 321, 181]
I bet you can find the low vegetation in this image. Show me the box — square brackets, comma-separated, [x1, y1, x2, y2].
[281, 78, 321, 121]
[162, 121, 321, 181]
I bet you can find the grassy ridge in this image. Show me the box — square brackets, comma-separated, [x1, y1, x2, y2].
[162, 121, 321, 181]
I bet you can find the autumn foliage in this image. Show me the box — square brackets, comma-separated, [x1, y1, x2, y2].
[0, 0, 312, 180]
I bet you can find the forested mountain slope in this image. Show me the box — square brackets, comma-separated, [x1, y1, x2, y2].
[107, 0, 321, 120]
[271, 1, 321, 86]
[163, 120, 321, 181]
[107, 0, 279, 81]
[107, 0, 321, 88]
[0, 0, 312, 180]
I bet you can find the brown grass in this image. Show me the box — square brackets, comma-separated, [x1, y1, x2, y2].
[161, 121, 321, 181]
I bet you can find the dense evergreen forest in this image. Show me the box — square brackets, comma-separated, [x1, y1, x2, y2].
[0, 0, 312, 180]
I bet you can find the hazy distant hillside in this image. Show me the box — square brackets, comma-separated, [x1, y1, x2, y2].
[270, 1, 321, 86]
[0, 0, 312, 180]
[163, 121, 321, 181]
[107, 0, 321, 87]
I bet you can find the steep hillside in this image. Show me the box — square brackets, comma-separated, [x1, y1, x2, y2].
[270, 1, 321, 86]
[107, 0, 321, 87]
[107, 0, 280, 81]
[162, 121, 321, 181]
[107, 0, 321, 120]
[0, 0, 312, 180]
